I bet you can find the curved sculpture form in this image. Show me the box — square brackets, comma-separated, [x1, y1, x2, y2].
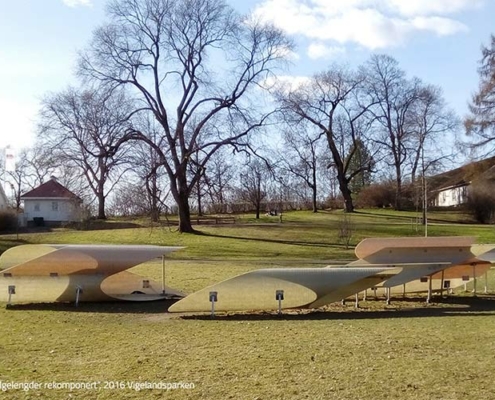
[0, 244, 184, 304]
[168, 267, 395, 313]
[169, 237, 495, 313]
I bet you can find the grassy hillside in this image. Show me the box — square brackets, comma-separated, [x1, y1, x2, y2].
[1, 209, 495, 399]
[1, 209, 494, 260]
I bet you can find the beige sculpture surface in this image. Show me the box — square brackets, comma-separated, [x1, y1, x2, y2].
[169, 237, 495, 313]
[1, 237, 494, 310]
[0, 244, 184, 303]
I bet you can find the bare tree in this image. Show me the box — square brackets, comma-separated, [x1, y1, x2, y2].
[465, 34, 495, 156]
[408, 84, 459, 184]
[202, 149, 236, 213]
[21, 146, 59, 189]
[276, 65, 375, 212]
[278, 128, 323, 212]
[78, 0, 292, 232]
[365, 55, 420, 210]
[38, 86, 135, 219]
[129, 116, 170, 222]
[238, 158, 271, 219]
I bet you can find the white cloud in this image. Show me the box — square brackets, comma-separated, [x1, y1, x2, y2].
[254, 0, 478, 50]
[387, 0, 484, 16]
[261, 75, 310, 93]
[307, 43, 346, 60]
[412, 17, 468, 36]
[62, 0, 92, 7]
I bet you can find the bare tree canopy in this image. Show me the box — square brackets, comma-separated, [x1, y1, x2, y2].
[465, 34, 495, 156]
[278, 128, 323, 213]
[366, 54, 457, 210]
[38, 86, 135, 219]
[78, 0, 292, 232]
[276, 64, 375, 212]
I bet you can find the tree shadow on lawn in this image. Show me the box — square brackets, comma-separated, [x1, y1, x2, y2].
[196, 230, 346, 249]
[181, 296, 495, 321]
[355, 210, 474, 225]
[4, 298, 179, 314]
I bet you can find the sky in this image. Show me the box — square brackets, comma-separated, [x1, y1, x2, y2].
[1, 0, 494, 155]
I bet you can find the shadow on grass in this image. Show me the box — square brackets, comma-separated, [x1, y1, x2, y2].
[355, 210, 474, 225]
[77, 221, 144, 231]
[4, 298, 181, 314]
[196, 229, 347, 249]
[181, 296, 495, 321]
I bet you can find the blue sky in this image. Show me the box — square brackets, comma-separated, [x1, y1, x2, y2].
[1, 0, 494, 153]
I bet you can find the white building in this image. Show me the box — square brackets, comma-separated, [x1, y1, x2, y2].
[433, 184, 469, 207]
[0, 183, 8, 211]
[430, 157, 495, 207]
[21, 179, 82, 227]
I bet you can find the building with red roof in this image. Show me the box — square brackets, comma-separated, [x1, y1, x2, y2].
[21, 179, 82, 227]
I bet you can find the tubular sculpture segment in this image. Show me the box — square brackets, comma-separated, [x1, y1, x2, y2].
[169, 237, 495, 313]
[1, 238, 494, 310]
[0, 244, 184, 303]
[168, 267, 395, 312]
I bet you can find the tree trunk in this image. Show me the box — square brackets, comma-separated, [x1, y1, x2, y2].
[395, 172, 402, 211]
[150, 173, 159, 223]
[177, 191, 194, 233]
[197, 178, 203, 216]
[342, 189, 354, 213]
[97, 191, 106, 219]
[336, 173, 354, 213]
[312, 186, 318, 213]
[312, 166, 318, 213]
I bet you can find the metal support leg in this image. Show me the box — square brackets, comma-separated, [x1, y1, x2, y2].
[75, 286, 82, 307]
[403, 284, 406, 299]
[473, 264, 477, 297]
[373, 287, 377, 299]
[386, 287, 391, 305]
[354, 293, 359, 309]
[209, 291, 217, 319]
[7, 285, 15, 307]
[161, 256, 166, 295]
[484, 271, 488, 294]
[363, 290, 367, 301]
[440, 270, 445, 298]
[426, 276, 432, 304]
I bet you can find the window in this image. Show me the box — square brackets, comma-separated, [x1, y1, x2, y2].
[34, 203, 40, 212]
[52, 202, 58, 211]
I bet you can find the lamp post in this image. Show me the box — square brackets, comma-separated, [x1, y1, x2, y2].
[421, 144, 428, 237]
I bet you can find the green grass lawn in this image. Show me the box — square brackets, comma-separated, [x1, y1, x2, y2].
[1, 210, 495, 399]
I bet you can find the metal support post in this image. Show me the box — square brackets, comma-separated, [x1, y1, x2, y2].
[209, 291, 217, 318]
[473, 264, 477, 297]
[7, 285, 15, 307]
[426, 276, 432, 304]
[276, 290, 284, 315]
[161, 256, 166, 295]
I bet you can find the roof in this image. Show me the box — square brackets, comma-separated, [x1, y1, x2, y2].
[428, 156, 495, 192]
[21, 179, 81, 200]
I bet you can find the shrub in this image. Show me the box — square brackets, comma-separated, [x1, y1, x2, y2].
[355, 182, 396, 208]
[467, 181, 495, 224]
[0, 211, 17, 232]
